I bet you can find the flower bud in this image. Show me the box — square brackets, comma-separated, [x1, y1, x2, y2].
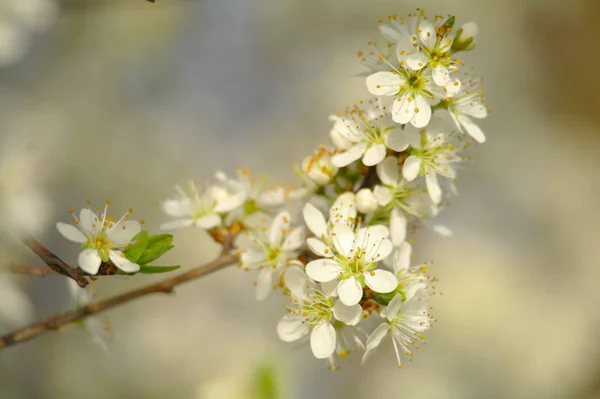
[302, 147, 339, 185]
[451, 22, 478, 53]
[355, 188, 378, 213]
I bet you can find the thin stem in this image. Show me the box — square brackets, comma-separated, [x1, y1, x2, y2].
[21, 235, 89, 288]
[0, 252, 238, 350]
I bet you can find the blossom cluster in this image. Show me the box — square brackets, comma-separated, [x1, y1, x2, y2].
[54, 9, 486, 369]
[156, 9, 486, 370]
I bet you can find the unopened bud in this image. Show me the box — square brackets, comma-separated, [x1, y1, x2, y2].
[451, 22, 478, 53]
[355, 188, 378, 213]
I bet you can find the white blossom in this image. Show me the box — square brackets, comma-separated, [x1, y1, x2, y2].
[374, 157, 435, 244]
[402, 118, 463, 204]
[444, 77, 488, 143]
[238, 212, 304, 300]
[362, 284, 432, 367]
[68, 280, 113, 352]
[329, 99, 413, 167]
[160, 172, 247, 231]
[277, 267, 362, 359]
[56, 202, 141, 275]
[304, 198, 397, 306]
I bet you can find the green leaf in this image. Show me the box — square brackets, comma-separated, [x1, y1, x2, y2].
[147, 233, 173, 247]
[123, 231, 149, 262]
[372, 291, 399, 306]
[138, 265, 181, 274]
[136, 234, 175, 265]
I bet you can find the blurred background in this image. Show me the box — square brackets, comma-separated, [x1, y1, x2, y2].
[0, 0, 599, 398]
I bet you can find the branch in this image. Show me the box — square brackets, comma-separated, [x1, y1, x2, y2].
[10, 265, 58, 276]
[21, 235, 89, 288]
[0, 252, 238, 350]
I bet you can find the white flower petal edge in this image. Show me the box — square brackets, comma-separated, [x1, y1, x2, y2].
[310, 320, 336, 359]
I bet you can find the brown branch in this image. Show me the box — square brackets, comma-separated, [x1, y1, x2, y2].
[10, 265, 58, 276]
[21, 235, 89, 288]
[0, 252, 238, 350]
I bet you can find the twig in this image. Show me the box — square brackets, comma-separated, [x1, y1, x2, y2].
[0, 252, 238, 350]
[10, 265, 58, 277]
[21, 235, 89, 288]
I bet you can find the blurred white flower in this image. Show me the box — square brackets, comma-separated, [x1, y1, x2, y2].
[67, 280, 113, 352]
[238, 211, 304, 300]
[0, 274, 34, 328]
[0, 0, 58, 66]
[57, 202, 141, 275]
[0, 133, 51, 237]
[161, 172, 247, 230]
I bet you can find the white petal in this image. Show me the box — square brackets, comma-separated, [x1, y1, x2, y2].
[364, 269, 398, 293]
[306, 238, 333, 258]
[376, 156, 399, 186]
[303, 203, 328, 238]
[337, 276, 363, 306]
[362, 144, 386, 166]
[329, 192, 357, 226]
[282, 228, 304, 252]
[194, 214, 221, 229]
[385, 129, 410, 152]
[78, 249, 101, 275]
[56, 222, 87, 243]
[390, 207, 407, 246]
[406, 52, 428, 71]
[107, 220, 141, 244]
[332, 300, 362, 326]
[277, 314, 309, 342]
[330, 223, 355, 258]
[432, 224, 453, 237]
[391, 94, 414, 125]
[373, 185, 392, 206]
[269, 212, 290, 246]
[214, 190, 246, 213]
[240, 250, 265, 268]
[393, 242, 412, 273]
[411, 96, 432, 128]
[160, 218, 194, 230]
[402, 155, 421, 181]
[284, 266, 313, 299]
[418, 19, 436, 49]
[305, 259, 343, 282]
[426, 172, 442, 204]
[320, 279, 339, 298]
[386, 293, 404, 320]
[161, 199, 192, 218]
[79, 208, 98, 232]
[379, 23, 402, 41]
[366, 71, 402, 96]
[432, 65, 450, 86]
[255, 268, 273, 301]
[458, 115, 486, 143]
[365, 238, 393, 263]
[331, 143, 366, 167]
[108, 250, 140, 273]
[310, 320, 336, 359]
[362, 323, 389, 364]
